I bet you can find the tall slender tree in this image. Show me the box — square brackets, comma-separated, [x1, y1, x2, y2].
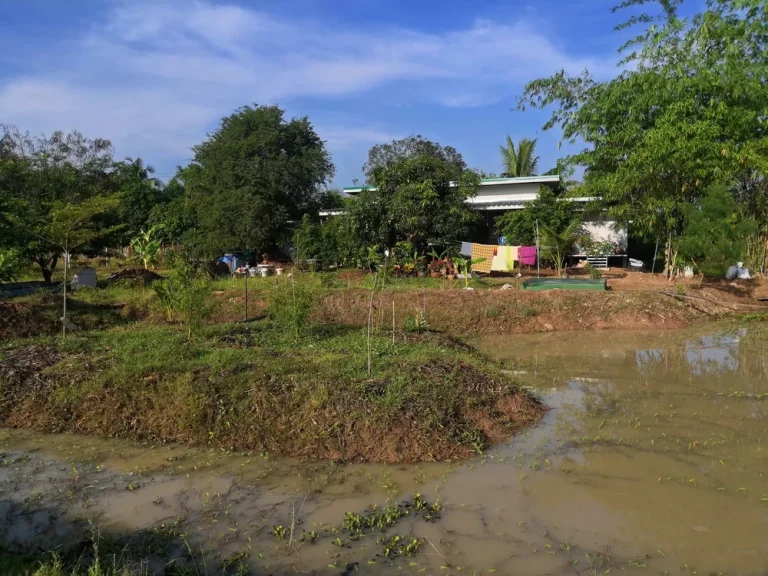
[499, 136, 539, 177]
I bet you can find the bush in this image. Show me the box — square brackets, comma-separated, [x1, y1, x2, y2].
[0, 248, 23, 282]
[584, 263, 603, 279]
[679, 183, 756, 277]
[266, 275, 316, 338]
[152, 251, 213, 339]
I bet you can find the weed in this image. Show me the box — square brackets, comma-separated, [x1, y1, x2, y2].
[403, 309, 429, 333]
[272, 525, 288, 541]
[485, 305, 502, 319]
[378, 535, 424, 558]
[265, 275, 315, 339]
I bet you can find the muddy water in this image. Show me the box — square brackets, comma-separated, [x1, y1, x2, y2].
[1, 325, 767, 574]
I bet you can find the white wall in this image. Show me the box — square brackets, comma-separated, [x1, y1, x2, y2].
[581, 216, 628, 252]
[466, 182, 541, 205]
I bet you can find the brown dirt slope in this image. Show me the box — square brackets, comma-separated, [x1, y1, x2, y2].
[316, 289, 707, 335]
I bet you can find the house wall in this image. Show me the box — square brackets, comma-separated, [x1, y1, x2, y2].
[581, 215, 628, 252]
[466, 182, 541, 205]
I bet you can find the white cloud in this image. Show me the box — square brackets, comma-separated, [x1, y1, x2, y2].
[0, 0, 615, 168]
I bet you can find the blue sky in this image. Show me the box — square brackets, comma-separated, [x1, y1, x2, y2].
[1, 0, 643, 187]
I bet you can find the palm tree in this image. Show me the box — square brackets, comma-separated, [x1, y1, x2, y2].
[499, 136, 539, 177]
[539, 218, 583, 277]
[125, 156, 159, 188]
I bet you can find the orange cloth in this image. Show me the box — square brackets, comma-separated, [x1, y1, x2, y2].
[471, 244, 495, 274]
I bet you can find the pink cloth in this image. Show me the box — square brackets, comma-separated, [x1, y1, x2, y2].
[519, 246, 537, 266]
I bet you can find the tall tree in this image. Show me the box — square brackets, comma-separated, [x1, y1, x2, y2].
[182, 105, 334, 256]
[499, 136, 539, 177]
[364, 135, 466, 182]
[42, 195, 122, 336]
[351, 137, 480, 251]
[110, 157, 164, 243]
[518, 0, 768, 271]
[495, 187, 577, 246]
[0, 125, 117, 282]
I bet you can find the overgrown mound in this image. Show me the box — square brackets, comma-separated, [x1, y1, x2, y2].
[0, 299, 60, 340]
[0, 324, 543, 462]
[108, 268, 163, 284]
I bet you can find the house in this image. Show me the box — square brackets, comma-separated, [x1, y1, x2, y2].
[321, 175, 628, 264]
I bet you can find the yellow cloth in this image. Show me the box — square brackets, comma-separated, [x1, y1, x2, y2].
[471, 244, 495, 274]
[491, 246, 518, 272]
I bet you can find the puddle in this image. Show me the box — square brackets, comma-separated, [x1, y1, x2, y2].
[0, 326, 766, 574]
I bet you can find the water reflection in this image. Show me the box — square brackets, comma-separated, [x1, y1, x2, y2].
[0, 326, 765, 575]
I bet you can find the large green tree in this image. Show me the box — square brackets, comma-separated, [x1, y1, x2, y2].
[518, 0, 768, 271]
[495, 187, 577, 246]
[351, 137, 480, 251]
[499, 136, 539, 177]
[182, 105, 334, 257]
[363, 135, 466, 182]
[0, 125, 117, 282]
[109, 156, 164, 244]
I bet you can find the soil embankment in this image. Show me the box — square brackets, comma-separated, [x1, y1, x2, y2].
[0, 326, 543, 463]
[316, 289, 708, 335]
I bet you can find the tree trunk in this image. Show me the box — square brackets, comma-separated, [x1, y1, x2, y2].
[35, 253, 59, 284]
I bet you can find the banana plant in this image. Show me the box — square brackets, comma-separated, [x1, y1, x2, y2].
[130, 225, 164, 269]
[453, 255, 486, 288]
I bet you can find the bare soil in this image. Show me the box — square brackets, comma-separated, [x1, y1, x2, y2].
[316, 289, 693, 335]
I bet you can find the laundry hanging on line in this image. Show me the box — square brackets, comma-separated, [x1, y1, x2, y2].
[470, 244, 495, 274]
[518, 246, 537, 266]
[491, 246, 519, 272]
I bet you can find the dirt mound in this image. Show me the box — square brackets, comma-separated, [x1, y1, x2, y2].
[0, 300, 60, 340]
[108, 268, 162, 283]
[316, 289, 701, 335]
[0, 346, 65, 420]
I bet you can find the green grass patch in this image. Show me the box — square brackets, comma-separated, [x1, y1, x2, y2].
[0, 321, 542, 463]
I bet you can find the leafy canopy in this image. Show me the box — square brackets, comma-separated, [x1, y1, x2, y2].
[350, 136, 480, 251]
[495, 187, 577, 246]
[499, 136, 539, 177]
[679, 183, 756, 275]
[518, 0, 768, 242]
[182, 105, 334, 256]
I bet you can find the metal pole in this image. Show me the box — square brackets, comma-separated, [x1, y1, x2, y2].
[244, 270, 248, 322]
[392, 300, 395, 346]
[62, 245, 67, 339]
[535, 219, 540, 278]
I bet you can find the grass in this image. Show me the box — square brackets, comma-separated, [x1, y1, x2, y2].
[0, 319, 542, 463]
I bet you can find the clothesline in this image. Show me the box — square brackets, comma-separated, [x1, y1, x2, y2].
[460, 242, 537, 274]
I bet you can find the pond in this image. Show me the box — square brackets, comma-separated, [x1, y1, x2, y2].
[0, 325, 766, 574]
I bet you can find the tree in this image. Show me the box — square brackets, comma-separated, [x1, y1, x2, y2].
[147, 176, 196, 246]
[679, 184, 756, 276]
[499, 136, 539, 177]
[539, 218, 583, 277]
[0, 125, 118, 283]
[351, 137, 480, 253]
[495, 186, 576, 245]
[110, 156, 164, 243]
[182, 105, 334, 257]
[363, 135, 466, 182]
[41, 195, 122, 337]
[517, 0, 768, 273]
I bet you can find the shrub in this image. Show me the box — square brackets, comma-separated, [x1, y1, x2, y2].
[584, 263, 603, 279]
[266, 275, 315, 339]
[151, 251, 213, 339]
